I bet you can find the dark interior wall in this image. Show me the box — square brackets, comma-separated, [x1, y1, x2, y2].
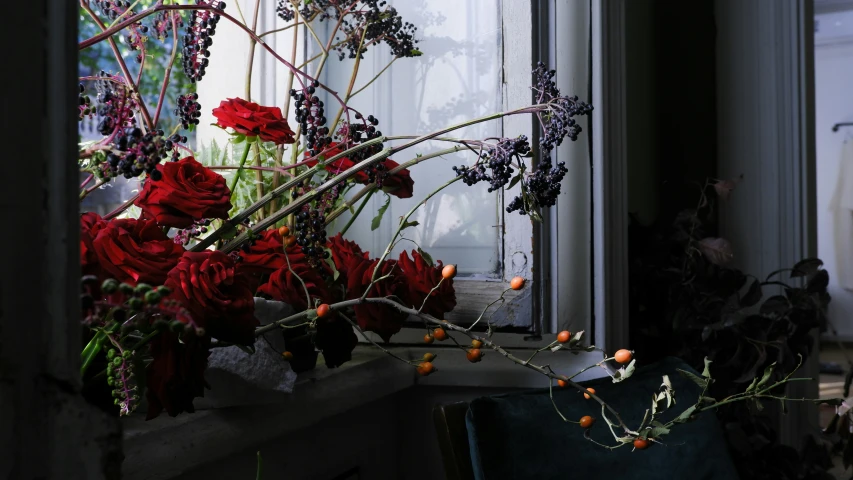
[626, 0, 718, 226]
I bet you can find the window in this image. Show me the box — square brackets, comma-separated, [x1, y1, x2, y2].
[193, 0, 612, 347]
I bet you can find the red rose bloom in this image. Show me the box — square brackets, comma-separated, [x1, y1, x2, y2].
[305, 142, 414, 198]
[344, 255, 408, 342]
[212, 98, 296, 144]
[134, 157, 232, 229]
[398, 250, 457, 318]
[238, 229, 289, 275]
[257, 258, 332, 311]
[80, 212, 107, 278]
[327, 233, 369, 283]
[90, 217, 185, 286]
[145, 333, 210, 419]
[164, 251, 259, 346]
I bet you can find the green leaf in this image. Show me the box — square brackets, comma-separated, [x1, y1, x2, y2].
[80, 330, 107, 376]
[410, 48, 423, 56]
[791, 258, 823, 278]
[401, 220, 420, 230]
[745, 376, 760, 393]
[371, 194, 391, 231]
[740, 279, 763, 307]
[755, 362, 777, 390]
[507, 174, 522, 191]
[676, 368, 708, 389]
[702, 357, 713, 379]
[672, 405, 697, 424]
[418, 247, 435, 267]
[650, 425, 671, 438]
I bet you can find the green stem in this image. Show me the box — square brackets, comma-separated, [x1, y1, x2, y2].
[324, 145, 465, 225]
[80, 330, 107, 376]
[367, 176, 462, 289]
[349, 57, 397, 98]
[229, 141, 253, 195]
[330, 22, 370, 129]
[340, 189, 375, 235]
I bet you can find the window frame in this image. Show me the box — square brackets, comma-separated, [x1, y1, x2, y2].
[197, 0, 630, 355]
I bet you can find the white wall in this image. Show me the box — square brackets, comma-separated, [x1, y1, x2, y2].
[816, 12, 853, 340]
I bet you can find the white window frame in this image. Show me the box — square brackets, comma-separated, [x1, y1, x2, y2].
[197, 0, 629, 357]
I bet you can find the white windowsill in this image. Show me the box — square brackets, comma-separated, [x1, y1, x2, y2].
[122, 345, 607, 480]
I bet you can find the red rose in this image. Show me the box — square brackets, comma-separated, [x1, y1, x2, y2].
[164, 251, 259, 345]
[344, 256, 407, 342]
[81, 212, 107, 278]
[134, 157, 232, 229]
[328, 233, 369, 283]
[145, 333, 210, 419]
[398, 250, 457, 318]
[90, 217, 185, 286]
[238, 229, 289, 275]
[257, 257, 333, 311]
[305, 142, 414, 198]
[212, 98, 296, 145]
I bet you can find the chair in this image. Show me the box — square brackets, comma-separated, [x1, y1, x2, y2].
[433, 357, 739, 480]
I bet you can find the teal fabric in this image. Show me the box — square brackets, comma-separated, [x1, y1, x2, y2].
[465, 357, 739, 480]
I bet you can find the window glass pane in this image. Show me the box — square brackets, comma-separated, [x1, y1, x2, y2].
[323, 0, 503, 277]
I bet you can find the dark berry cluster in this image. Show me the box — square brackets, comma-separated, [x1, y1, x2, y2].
[532, 62, 593, 159]
[94, 1, 149, 63]
[276, 1, 419, 60]
[182, 1, 226, 83]
[276, 0, 312, 22]
[152, 11, 185, 41]
[95, 72, 138, 136]
[173, 219, 211, 246]
[340, 113, 388, 185]
[506, 160, 568, 215]
[103, 128, 184, 180]
[291, 83, 333, 155]
[79, 84, 94, 120]
[175, 93, 202, 129]
[294, 208, 331, 274]
[452, 136, 531, 192]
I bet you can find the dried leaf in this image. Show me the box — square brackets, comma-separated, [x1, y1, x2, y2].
[650, 425, 671, 438]
[677, 368, 708, 389]
[713, 175, 743, 201]
[702, 357, 713, 379]
[612, 359, 637, 383]
[698, 238, 734, 265]
[814, 398, 845, 407]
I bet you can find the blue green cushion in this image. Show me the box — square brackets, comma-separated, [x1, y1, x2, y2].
[465, 357, 739, 480]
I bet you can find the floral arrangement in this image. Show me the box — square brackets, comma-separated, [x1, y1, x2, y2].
[78, 0, 840, 455]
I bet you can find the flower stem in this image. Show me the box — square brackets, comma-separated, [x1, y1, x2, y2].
[81, 2, 154, 131]
[229, 141, 253, 195]
[349, 57, 397, 98]
[340, 188, 375, 236]
[153, 12, 180, 127]
[244, 0, 266, 219]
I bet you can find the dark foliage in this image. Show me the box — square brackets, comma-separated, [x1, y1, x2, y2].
[628, 180, 835, 478]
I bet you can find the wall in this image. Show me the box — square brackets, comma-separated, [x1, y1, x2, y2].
[179, 386, 521, 480]
[816, 12, 853, 340]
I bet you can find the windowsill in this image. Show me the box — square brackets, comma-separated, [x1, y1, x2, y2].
[121, 344, 607, 480]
